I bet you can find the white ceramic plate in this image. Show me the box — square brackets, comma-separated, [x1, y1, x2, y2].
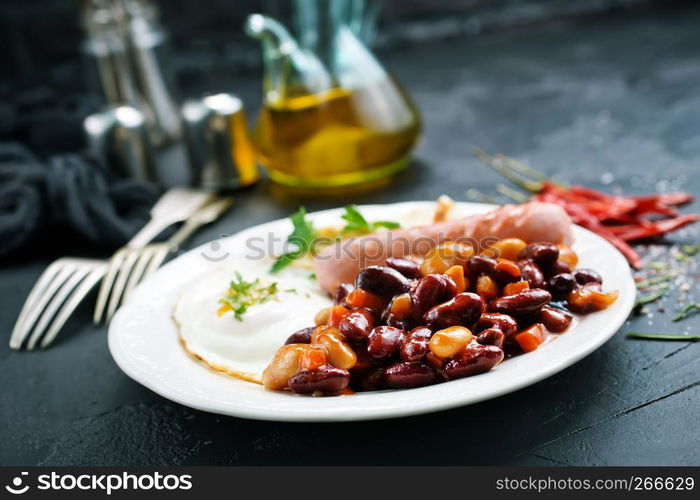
[109, 202, 636, 422]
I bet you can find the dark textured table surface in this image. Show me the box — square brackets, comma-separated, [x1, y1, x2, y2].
[2, 5, 700, 466]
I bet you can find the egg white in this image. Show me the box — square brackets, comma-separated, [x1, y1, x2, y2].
[175, 261, 331, 383]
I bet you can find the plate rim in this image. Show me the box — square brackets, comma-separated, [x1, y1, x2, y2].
[108, 201, 636, 422]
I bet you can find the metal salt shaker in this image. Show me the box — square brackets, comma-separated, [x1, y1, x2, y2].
[181, 94, 259, 191]
[83, 105, 156, 182]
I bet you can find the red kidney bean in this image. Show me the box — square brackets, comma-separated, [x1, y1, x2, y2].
[467, 255, 520, 283]
[489, 289, 552, 316]
[476, 328, 505, 348]
[367, 326, 406, 361]
[411, 274, 458, 318]
[474, 313, 518, 337]
[548, 273, 576, 298]
[386, 257, 422, 280]
[284, 326, 315, 344]
[333, 283, 354, 306]
[517, 242, 559, 266]
[538, 306, 573, 333]
[400, 326, 432, 362]
[358, 367, 387, 391]
[355, 266, 411, 298]
[423, 292, 485, 330]
[339, 311, 373, 342]
[443, 344, 504, 379]
[467, 255, 497, 276]
[385, 315, 410, 331]
[517, 259, 546, 289]
[383, 362, 438, 388]
[544, 260, 571, 278]
[288, 366, 351, 394]
[574, 268, 603, 286]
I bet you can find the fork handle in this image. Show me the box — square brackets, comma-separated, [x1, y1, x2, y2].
[165, 200, 230, 251]
[127, 218, 172, 249]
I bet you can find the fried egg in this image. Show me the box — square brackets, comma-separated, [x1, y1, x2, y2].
[175, 261, 331, 383]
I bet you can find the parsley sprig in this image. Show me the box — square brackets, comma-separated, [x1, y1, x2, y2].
[340, 205, 400, 235]
[270, 207, 318, 273]
[269, 206, 400, 272]
[219, 272, 281, 321]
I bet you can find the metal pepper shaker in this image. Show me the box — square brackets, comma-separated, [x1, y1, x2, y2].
[181, 94, 259, 191]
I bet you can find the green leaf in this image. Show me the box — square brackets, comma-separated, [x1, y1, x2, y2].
[372, 220, 401, 230]
[341, 205, 400, 234]
[270, 207, 317, 273]
[341, 205, 372, 234]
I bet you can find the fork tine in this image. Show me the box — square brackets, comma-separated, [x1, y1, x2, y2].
[106, 249, 140, 322]
[10, 262, 64, 348]
[123, 246, 159, 301]
[39, 265, 107, 349]
[26, 266, 92, 350]
[94, 248, 128, 324]
[142, 245, 170, 281]
[10, 265, 75, 349]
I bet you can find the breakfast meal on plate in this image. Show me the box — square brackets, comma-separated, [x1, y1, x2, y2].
[175, 200, 619, 396]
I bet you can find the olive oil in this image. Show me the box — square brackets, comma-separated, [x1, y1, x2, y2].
[254, 84, 421, 188]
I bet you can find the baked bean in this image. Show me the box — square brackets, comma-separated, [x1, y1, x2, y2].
[288, 366, 350, 394]
[476, 328, 505, 348]
[411, 274, 459, 318]
[517, 259, 546, 289]
[443, 345, 504, 379]
[548, 273, 576, 298]
[467, 255, 519, 283]
[400, 326, 432, 362]
[333, 283, 354, 306]
[574, 268, 603, 286]
[486, 238, 527, 261]
[383, 362, 438, 389]
[474, 313, 518, 337]
[420, 243, 474, 275]
[494, 259, 522, 283]
[262, 344, 306, 390]
[538, 306, 573, 332]
[429, 326, 473, 358]
[355, 265, 411, 298]
[315, 330, 358, 370]
[284, 326, 315, 345]
[367, 326, 406, 361]
[314, 308, 330, 326]
[339, 311, 374, 342]
[386, 257, 422, 279]
[424, 292, 485, 330]
[476, 274, 500, 301]
[489, 289, 552, 316]
[517, 241, 559, 266]
[389, 293, 413, 319]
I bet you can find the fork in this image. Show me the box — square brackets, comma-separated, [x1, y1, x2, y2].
[93, 189, 215, 324]
[10, 188, 214, 350]
[101, 196, 235, 321]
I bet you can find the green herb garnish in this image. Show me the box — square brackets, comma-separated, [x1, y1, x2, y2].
[219, 272, 281, 320]
[680, 242, 700, 257]
[626, 332, 700, 341]
[270, 207, 318, 273]
[649, 261, 668, 271]
[341, 205, 400, 235]
[635, 273, 676, 289]
[634, 285, 670, 308]
[673, 303, 700, 322]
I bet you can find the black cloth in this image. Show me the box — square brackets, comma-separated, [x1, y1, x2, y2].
[0, 143, 159, 258]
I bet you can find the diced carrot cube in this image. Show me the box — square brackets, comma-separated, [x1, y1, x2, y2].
[504, 280, 529, 296]
[346, 289, 384, 311]
[328, 305, 350, 327]
[515, 323, 547, 353]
